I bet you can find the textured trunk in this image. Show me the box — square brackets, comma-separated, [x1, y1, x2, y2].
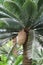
[23, 45, 32, 65]
[23, 30, 34, 65]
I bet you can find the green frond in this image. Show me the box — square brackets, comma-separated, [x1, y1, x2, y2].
[0, 32, 17, 39]
[32, 14, 43, 35]
[23, 0, 37, 17]
[4, 1, 22, 18]
[0, 20, 8, 28]
[0, 18, 23, 31]
[11, 0, 25, 6]
[0, 6, 20, 21]
[0, 0, 43, 36]
[37, 5, 43, 20]
[36, 29, 43, 36]
[0, 12, 10, 18]
[22, 0, 37, 27]
[32, 0, 39, 5]
[38, 0, 43, 10]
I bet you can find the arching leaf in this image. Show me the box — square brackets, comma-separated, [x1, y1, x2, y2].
[30, 13, 43, 36]
[11, 0, 25, 6]
[38, 0, 43, 10]
[36, 29, 43, 36]
[23, 0, 37, 17]
[0, 6, 20, 20]
[0, 12, 10, 18]
[0, 32, 17, 39]
[32, 13, 43, 28]
[4, 1, 22, 18]
[0, 18, 23, 31]
[31, 0, 39, 6]
[36, 6, 43, 21]
[0, 20, 8, 28]
[22, 0, 37, 27]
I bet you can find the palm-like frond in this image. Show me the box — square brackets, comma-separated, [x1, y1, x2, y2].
[4, 0, 22, 18]
[0, 18, 23, 31]
[38, 0, 43, 10]
[4, 0, 37, 27]
[0, 6, 20, 20]
[29, 0, 43, 35]
[0, 30, 18, 46]
[0, 12, 10, 18]
[12, 0, 25, 6]
[0, 0, 43, 46]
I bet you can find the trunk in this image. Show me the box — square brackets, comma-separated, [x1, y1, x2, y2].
[23, 30, 34, 65]
[23, 46, 32, 65]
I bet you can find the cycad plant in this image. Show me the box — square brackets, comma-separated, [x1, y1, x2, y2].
[0, 0, 43, 65]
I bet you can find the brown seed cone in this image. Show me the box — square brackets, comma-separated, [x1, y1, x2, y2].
[16, 29, 27, 45]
